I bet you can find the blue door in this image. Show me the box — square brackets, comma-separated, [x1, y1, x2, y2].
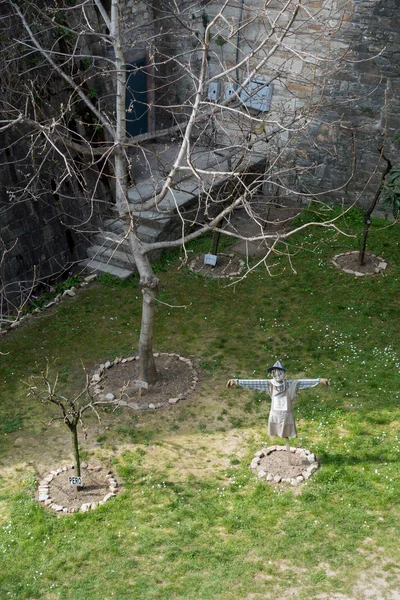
[126, 58, 148, 137]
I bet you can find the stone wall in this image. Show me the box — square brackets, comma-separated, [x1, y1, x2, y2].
[0, 1, 113, 310]
[297, 0, 400, 206]
[0, 128, 109, 308]
[163, 0, 400, 207]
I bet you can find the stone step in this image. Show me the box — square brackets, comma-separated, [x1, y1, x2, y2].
[80, 258, 134, 280]
[83, 147, 268, 280]
[131, 211, 173, 228]
[108, 206, 172, 230]
[103, 218, 124, 233]
[128, 185, 197, 213]
[134, 224, 158, 244]
[96, 226, 162, 247]
[87, 245, 135, 271]
[127, 180, 160, 201]
[95, 230, 131, 250]
[129, 199, 201, 232]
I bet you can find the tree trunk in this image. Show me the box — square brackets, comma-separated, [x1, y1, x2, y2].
[359, 214, 371, 266]
[211, 230, 221, 256]
[111, 0, 130, 219]
[122, 225, 160, 383]
[110, 1, 158, 383]
[70, 424, 81, 478]
[138, 278, 159, 384]
[359, 150, 392, 266]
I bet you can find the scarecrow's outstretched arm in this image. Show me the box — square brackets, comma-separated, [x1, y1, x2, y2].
[296, 378, 330, 390]
[227, 379, 270, 391]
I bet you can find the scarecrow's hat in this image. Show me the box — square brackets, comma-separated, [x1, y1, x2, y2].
[267, 360, 286, 373]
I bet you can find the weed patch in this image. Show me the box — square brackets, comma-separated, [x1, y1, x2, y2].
[0, 414, 23, 435]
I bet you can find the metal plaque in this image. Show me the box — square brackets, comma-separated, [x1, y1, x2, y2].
[204, 254, 217, 266]
[132, 380, 149, 389]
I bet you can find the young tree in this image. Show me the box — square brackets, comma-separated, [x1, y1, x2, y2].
[25, 362, 115, 480]
[358, 148, 393, 266]
[1, 0, 357, 383]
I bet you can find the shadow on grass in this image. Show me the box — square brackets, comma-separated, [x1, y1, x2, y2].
[319, 450, 399, 466]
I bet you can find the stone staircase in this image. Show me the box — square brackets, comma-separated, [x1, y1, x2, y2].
[83, 218, 135, 280]
[80, 179, 201, 279]
[80, 141, 268, 278]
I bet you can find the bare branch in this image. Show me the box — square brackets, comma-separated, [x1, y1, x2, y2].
[9, 1, 116, 138]
[93, 0, 111, 31]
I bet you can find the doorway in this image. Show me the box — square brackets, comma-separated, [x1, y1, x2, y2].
[126, 58, 148, 137]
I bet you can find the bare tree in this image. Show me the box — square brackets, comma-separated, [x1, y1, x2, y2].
[25, 361, 114, 480]
[1, 0, 359, 382]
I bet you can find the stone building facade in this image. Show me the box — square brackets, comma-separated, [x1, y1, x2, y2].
[117, 0, 399, 205]
[171, 0, 400, 205]
[0, 0, 398, 310]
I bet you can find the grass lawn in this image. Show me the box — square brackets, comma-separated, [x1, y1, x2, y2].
[0, 207, 399, 599]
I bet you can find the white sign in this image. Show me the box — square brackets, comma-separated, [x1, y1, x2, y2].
[133, 380, 149, 389]
[272, 394, 288, 411]
[68, 476, 82, 486]
[204, 254, 217, 266]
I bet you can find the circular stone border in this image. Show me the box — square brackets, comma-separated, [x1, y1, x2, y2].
[188, 253, 245, 278]
[37, 463, 120, 514]
[90, 352, 199, 410]
[331, 251, 387, 276]
[250, 445, 319, 486]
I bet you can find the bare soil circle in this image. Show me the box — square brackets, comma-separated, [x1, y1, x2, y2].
[259, 451, 310, 479]
[37, 464, 119, 513]
[251, 446, 319, 485]
[92, 353, 198, 409]
[332, 251, 387, 275]
[188, 253, 244, 278]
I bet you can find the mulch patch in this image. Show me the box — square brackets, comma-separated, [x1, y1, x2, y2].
[251, 446, 319, 486]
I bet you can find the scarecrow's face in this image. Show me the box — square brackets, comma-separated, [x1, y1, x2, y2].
[271, 368, 285, 383]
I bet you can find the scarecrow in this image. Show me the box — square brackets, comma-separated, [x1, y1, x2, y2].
[227, 361, 329, 460]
